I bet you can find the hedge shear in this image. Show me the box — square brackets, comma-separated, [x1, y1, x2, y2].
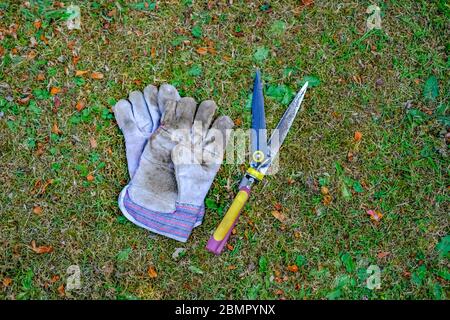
[206, 69, 309, 255]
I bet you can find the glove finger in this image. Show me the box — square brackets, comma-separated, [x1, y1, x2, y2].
[113, 99, 135, 132]
[161, 99, 177, 126]
[176, 97, 197, 129]
[158, 84, 180, 114]
[203, 116, 234, 166]
[129, 90, 152, 133]
[143, 85, 160, 131]
[194, 100, 217, 134]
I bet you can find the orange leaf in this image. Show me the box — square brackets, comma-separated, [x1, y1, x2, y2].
[196, 47, 208, 55]
[50, 275, 60, 283]
[274, 202, 283, 211]
[31, 240, 53, 254]
[72, 55, 80, 65]
[75, 100, 85, 112]
[50, 87, 61, 95]
[52, 122, 62, 135]
[151, 47, 156, 59]
[223, 55, 231, 62]
[2, 277, 12, 287]
[89, 137, 97, 149]
[57, 284, 65, 296]
[226, 243, 234, 251]
[148, 266, 158, 278]
[287, 265, 299, 272]
[271, 210, 286, 223]
[302, 0, 314, 5]
[377, 252, 390, 259]
[91, 72, 104, 80]
[354, 131, 362, 141]
[36, 73, 45, 81]
[33, 206, 43, 215]
[226, 265, 237, 270]
[322, 194, 332, 205]
[33, 20, 42, 30]
[320, 186, 329, 195]
[75, 70, 89, 76]
[86, 174, 95, 182]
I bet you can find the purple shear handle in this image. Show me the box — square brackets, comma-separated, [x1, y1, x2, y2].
[206, 187, 251, 255]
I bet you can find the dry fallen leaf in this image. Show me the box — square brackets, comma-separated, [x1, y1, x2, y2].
[50, 87, 61, 95]
[72, 55, 80, 65]
[196, 47, 208, 55]
[89, 137, 97, 149]
[75, 100, 85, 112]
[271, 210, 286, 223]
[320, 186, 329, 195]
[91, 72, 104, 80]
[377, 252, 390, 259]
[52, 122, 62, 135]
[2, 277, 12, 287]
[31, 240, 53, 254]
[33, 20, 42, 30]
[147, 266, 158, 278]
[226, 243, 234, 251]
[50, 275, 60, 283]
[354, 131, 363, 142]
[287, 265, 299, 273]
[226, 265, 237, 270]
[57, 284, 65, 296]
[322, 194, 332, 206]
[151, 47, 156, 59]
[36, 73, 45, 81]
[33, 206, 43, 215]
[86, 174, 95, 182]
[234, 118, 242, 126]
[302, 0, 314, 5]
[75, 70, 89, 76]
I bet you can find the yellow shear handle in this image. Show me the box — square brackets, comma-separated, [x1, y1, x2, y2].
[213, 190, 249, 241]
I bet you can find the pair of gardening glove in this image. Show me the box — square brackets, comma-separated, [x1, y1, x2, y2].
[113, 84, 233, 242]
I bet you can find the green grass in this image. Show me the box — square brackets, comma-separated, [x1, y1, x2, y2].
[0, 0, 449, 299]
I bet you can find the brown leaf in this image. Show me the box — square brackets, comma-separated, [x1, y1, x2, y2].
[33, 206, 43, 215]
[18, 95, 31, 105]
[89, 137, 97, 149]
[75, 100, 85, 112]
[50, 275, 60, 283]
[75, 70, 89, 76]
[274, 203, 283, 211]
[57, 284, 65, 297]
[72, 55, 80, 65]
[35, 142, 45, 156]
[2, 277, 12, 287]
[50, 87, 61, 96]
[226, 243, 234, 251]
[91, 72, 104, 80]
[151, 47, 156, 59]
[31, 240, 53, 254]
[271, 210, 286, 223]
[377, 252, 390, 259]
[40, 34, 48, 45]
[36, 73, 45, 81]
[53, 96, 61, 113]
[287, 265, 299, 272]
[354, 131, 362, 142]
[322, 194, 332, 206]
[52, 122, 62, 135]
[301, 0, 314, 6]
[226, 265, 237, 270]
[86, 174, 95, 182]
[33, 20, 42, 30]
[223, 55, 231, 62]
[147, 266, 158, 278]
[196, 47, 208, 55]
[234, 118, 242, 126]
[320, 186, 329, 195]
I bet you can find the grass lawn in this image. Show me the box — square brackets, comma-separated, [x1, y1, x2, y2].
[0, 0, 449, 299]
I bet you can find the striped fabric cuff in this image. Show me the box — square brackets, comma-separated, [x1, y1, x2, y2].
[118, 186, 204, 242]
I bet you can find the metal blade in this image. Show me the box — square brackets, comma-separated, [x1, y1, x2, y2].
[258, 82, 308, 174]
[250, 69, 267, 163]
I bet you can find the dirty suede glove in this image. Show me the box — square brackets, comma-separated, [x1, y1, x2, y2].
[113, 84, 180, 178]
[118, 98, 233, 242]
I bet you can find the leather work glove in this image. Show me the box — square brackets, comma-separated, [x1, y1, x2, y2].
[117, 96, 233, 242]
